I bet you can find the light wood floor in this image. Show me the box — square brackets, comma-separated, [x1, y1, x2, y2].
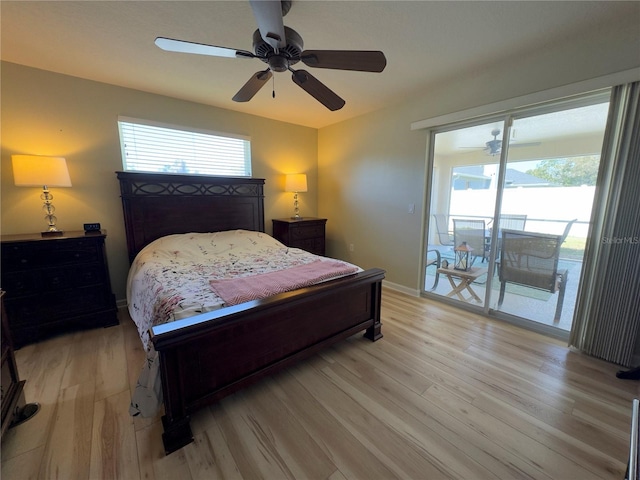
[2, 288, 638, 479]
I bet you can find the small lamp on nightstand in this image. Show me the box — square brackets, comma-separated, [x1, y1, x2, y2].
[12, 155, 72, 237]
[285, 173, 307, 219]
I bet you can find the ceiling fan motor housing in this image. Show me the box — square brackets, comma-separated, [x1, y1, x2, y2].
[253, 26, 303, 72]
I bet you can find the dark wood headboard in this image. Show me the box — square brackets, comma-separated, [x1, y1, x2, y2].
[116, 171, 265, 263]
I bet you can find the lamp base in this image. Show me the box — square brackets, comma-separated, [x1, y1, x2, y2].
[41, 230, 64, 237]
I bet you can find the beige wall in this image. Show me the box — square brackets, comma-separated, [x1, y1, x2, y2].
[2, 8, 639, 303]
[1, 62, 318, 302]
[318, 13, 640, 292]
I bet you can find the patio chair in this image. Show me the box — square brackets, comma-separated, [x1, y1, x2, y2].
[498, 229, 568, 323]
[432, 214, 454, 246]
[453, 219, 487, 263]
[499, 214, 527, 231]
[560, 218, 577, 242]
[425, 248, 441, 291]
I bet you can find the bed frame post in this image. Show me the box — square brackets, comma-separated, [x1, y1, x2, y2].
[364, 278, 383, 341]
[158, 349, 194, 455]
[161, 413, 193, 455]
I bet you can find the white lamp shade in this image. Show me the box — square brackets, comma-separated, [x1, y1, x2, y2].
[285, 173, 307, 193]
[12, 155, 72, 187]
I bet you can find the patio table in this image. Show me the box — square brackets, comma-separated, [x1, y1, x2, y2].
[437, 266, 488, 303]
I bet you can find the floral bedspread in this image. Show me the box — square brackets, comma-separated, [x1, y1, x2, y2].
[127, 229, 359, 352]
[126, 229, 360, 417]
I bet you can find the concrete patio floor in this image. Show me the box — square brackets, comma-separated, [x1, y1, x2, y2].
[424, 257, 582, 332]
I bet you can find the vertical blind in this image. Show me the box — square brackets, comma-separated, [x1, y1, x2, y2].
[569, 81, 640, 366]
[118, 117, 252, 176]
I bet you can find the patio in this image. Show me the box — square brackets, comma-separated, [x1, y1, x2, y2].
[425, 251, 582, 331]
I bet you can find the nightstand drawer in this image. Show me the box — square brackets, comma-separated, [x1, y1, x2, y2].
[293, 237, 325, 254]
[290, 224, 325, 240]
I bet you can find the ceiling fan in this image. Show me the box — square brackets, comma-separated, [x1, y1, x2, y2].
[154, 0, 387, 111]
[461, 129, 541, 156]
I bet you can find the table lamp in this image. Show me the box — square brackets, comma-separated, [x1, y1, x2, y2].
[285, 173, 307, 219]
[12, 155, 72, 236]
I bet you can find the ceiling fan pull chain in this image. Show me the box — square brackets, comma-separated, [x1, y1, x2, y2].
[272, 75, 276, 98]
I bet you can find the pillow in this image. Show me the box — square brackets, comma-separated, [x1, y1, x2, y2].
[136, 230, 284, 261]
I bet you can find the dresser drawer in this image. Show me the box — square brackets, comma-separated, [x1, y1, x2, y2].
[4, 285, 114, 327]
[0, 271, 39, 297]
[2, 264, 106, 296]
[1, 238, 102, 271]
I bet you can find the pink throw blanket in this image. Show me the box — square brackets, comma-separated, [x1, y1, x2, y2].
[210, 260, 358, 306]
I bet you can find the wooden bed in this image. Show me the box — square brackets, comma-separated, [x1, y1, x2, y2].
[116, 171, 385, 454]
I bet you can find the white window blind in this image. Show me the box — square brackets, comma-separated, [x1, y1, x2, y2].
[118, 117, 251, 176]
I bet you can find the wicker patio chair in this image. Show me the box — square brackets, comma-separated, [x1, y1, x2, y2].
[498, 228, 568, 322]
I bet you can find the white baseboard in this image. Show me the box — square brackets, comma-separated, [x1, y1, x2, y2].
[382, 280, 419, 297]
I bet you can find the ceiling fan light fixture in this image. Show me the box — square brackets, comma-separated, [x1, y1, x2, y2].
[156, 0, 386, 110]
[268, 55, 289, 72]
[485, 140, 501, 156]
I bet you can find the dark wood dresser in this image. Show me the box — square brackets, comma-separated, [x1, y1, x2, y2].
[272, 217, 327, 256]
[0, 231, 118, 348]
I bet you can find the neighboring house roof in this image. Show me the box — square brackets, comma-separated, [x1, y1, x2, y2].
[504, 169, 552, 187]
[453, 165, 551, 188]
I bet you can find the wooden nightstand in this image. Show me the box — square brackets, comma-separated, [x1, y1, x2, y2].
[272, 217, 327, 256]
[0, 231, 118, 348]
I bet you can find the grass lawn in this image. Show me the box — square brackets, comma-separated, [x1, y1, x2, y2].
[560, 235, 586, 261]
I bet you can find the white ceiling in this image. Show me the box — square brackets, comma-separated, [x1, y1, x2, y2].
[1, 1, 638, 129]
[435, 101, 612, 156]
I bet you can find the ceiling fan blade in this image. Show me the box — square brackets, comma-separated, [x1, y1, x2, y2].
[155, 37, 254, 59]
[460, 141, 542, 149]
[301, 50, 387, 72]
[291, 69, 345, 111]
[232, 70, 273, 102]
[249, 0, 286, 50]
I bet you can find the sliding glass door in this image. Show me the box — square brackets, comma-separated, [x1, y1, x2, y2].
[425, 121, 503, 310]
[424, 92, 611, 334]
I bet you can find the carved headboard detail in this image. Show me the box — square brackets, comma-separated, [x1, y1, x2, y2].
[116, 171, 265, 263]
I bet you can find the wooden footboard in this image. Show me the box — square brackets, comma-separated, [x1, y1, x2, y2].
[151, 268, 385, 454]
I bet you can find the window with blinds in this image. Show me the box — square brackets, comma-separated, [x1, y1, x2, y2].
[117, 117, 252, 176]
